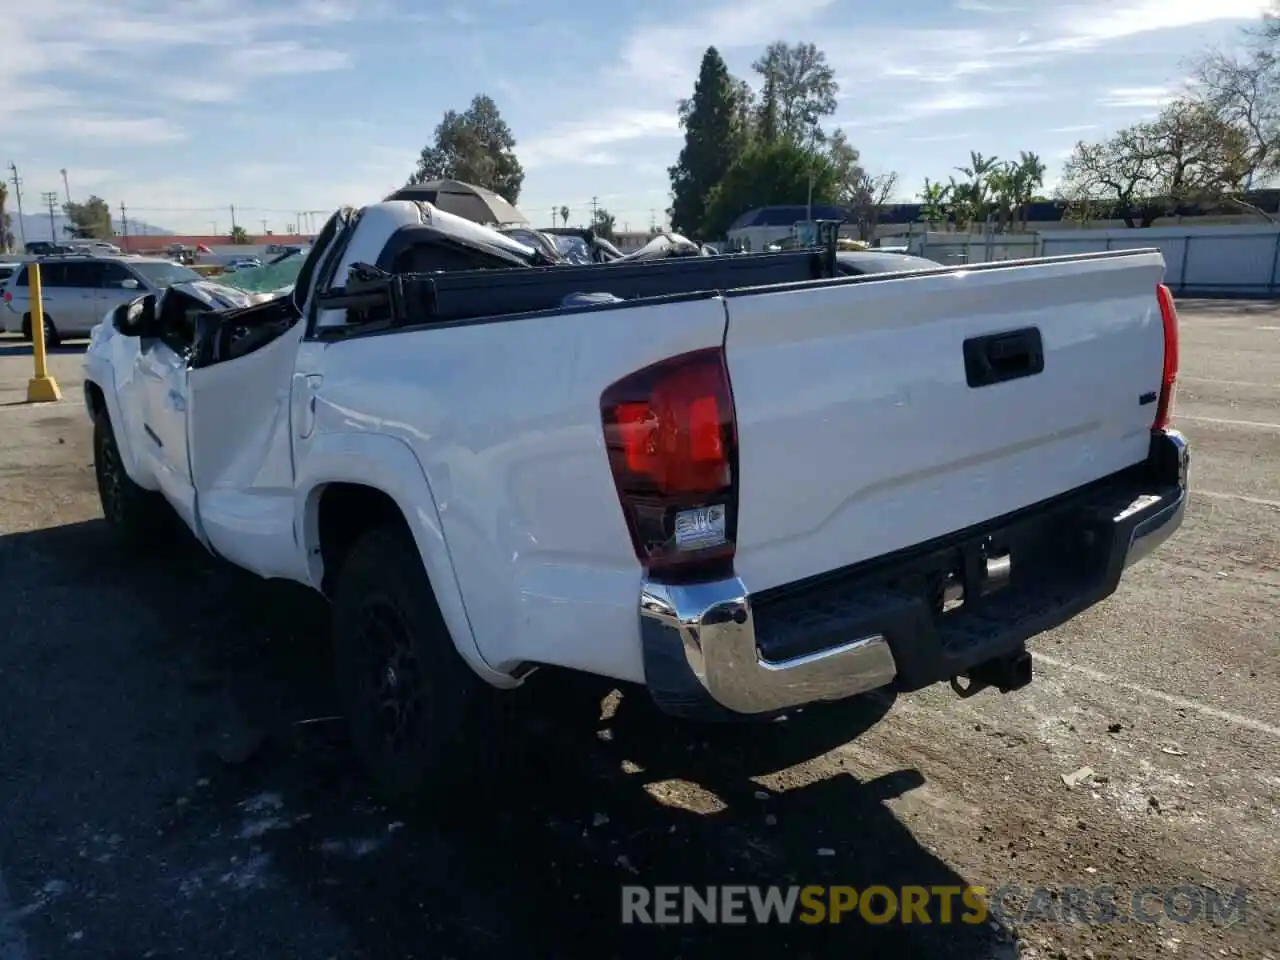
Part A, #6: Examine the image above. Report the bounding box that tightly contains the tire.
[332,525,518,803]
[93,413,168,550]
[21,314,60,347]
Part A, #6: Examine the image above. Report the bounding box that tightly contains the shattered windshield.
[211,252,308,295]
[551,235,592,264]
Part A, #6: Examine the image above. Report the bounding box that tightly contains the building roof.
[727,204,852,232]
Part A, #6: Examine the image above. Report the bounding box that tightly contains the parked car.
[24,240,76,256]
[83,200,1187,800]
[0,262,19,285]
[2,253,203,344]
[222,256,264,273]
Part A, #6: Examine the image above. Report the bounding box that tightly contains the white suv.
[2,254,203,344]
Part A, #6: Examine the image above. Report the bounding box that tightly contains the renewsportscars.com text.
[621,884,1248,927]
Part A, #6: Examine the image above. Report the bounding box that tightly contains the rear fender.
[296,430,514,688]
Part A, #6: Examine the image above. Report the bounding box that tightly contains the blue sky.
[0,0,1268,235]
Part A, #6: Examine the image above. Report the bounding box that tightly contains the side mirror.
[112,294,158,337]
[120,278,140,290]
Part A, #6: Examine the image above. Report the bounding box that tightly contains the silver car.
[1,254,203,344]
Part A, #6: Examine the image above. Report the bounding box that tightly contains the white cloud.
[0,0,363,130]
[1058,0,1266,42]
[59,115,187,144]
[954,0,1027,11]
[903,133,976,143]
[520,110,682,169]
[618,0,838,100]
[1098,85,1176,109]
[222,41,352,78]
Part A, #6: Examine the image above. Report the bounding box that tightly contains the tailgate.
[723,250,1168,592]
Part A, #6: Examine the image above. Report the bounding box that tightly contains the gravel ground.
[0,302,1277,960]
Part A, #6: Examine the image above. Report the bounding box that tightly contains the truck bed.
[296,237,1172,686]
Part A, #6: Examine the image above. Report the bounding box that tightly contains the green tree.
[62,195,113,239]
[1012,151,1046,230]
[591,207,617,241]
[952,151,1001,227]
[826,128,862,187]
[668,47,752,238]
[751,41,839,144]
[701,138,839,239]
[918,178,952,226]
[408,93,525,203]
[229,225,251,244]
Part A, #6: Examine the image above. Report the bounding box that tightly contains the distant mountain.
[7,211,175,246]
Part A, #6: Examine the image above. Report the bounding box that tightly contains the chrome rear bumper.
[638,429,1189,719]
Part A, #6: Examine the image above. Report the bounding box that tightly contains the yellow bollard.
[26,261,62,403]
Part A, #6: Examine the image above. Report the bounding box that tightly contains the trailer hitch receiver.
[950,650,1034,699]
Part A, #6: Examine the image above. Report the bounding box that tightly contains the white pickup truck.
[83,200,1189,798]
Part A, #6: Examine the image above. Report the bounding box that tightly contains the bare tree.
[1194,47,1280,187]
[842,171,899,241]
[1058,99,1250,227]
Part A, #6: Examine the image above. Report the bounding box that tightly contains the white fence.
[910,224,1280,296]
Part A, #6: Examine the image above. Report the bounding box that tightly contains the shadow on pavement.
[0,518,1009,960]
[0,341,88,359]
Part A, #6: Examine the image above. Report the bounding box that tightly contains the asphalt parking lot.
[0,301,1277,960]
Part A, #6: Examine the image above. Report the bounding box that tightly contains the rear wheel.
[21,313,59,347]
[93,414,168,550]
[332,525,517,803]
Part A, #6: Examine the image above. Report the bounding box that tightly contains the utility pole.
[41,191,59,242]
[649,208,656,232]
[260,218,269,236]
[550,207,556,228]
[301,210,326,236]
[229,204,237,234]
[60,168,71,205]
[7,162,27,246]
[590,196,598,224]
[210,220,218,236]
[120,202,129,246]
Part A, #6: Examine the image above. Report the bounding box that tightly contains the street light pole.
[806,113,819,225]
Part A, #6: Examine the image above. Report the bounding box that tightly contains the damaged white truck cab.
[83,200,1189,797]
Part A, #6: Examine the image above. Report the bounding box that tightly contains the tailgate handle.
[964,327,1044,388]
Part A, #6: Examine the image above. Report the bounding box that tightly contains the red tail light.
[1,291,10,303]
[1153,284,1180,431]
[601,347,738,580]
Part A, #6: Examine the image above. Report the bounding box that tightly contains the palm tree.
[986,165,1020,232]
[918,178,952,227]
[1014,151,1046,232]
[559,205,569,227]
[954,150,1001,227]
